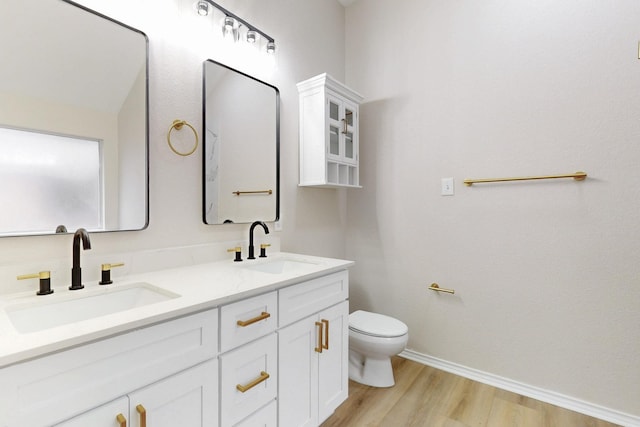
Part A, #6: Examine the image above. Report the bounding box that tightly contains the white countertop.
[0,252,353,368]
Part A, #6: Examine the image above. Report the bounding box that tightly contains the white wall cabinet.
[278,272,349,427]
[298,73,364,188]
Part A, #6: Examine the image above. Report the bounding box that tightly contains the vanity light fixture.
[196,0,276,54]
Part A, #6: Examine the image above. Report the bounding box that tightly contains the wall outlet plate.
[441,178,454,196]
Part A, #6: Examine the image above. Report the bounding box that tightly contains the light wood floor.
[322,357,620,427]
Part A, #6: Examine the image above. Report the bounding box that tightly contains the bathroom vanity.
[0,253,352,427]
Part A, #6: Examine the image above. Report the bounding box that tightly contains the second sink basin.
[5,283,179,334]
[243,258,318,274]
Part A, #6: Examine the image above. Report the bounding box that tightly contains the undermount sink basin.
[243,259,318,274]
[5,283,179,334]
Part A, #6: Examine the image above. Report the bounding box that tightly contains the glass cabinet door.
[342,104,357,164]
[328,99,341,158]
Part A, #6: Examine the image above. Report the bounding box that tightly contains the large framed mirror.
[203,60,279,225]
[0,0,148,237]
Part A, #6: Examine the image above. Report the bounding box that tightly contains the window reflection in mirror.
[0,0,148,237]
[203,60,279,225]
[0,127,102,235]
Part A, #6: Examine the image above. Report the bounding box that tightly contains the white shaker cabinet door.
[278,315,319,427]
[128,359,218,427]
[318,301,349,424]
[55,397,129,427]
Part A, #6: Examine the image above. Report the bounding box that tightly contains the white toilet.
[348,310,409,388]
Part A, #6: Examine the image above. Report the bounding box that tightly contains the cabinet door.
[341,100,358,165]
[55,397,129,427]
[327,95,343,161]
[128,359,218,427]
[278,315,319,427]
[317,301,349,423]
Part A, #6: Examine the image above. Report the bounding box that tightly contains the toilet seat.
[349,310,408,338]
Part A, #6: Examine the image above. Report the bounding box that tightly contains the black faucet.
[248,221,269,260]
[70,228,92,290]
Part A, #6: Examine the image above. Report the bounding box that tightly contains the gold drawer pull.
[321,319,329,350]
[236,371,270,393]
[237,311,271,327]
[315,321,323,353]
[136,404,147,427]
[116,413,127,427]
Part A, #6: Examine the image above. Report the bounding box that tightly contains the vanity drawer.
[0,309,218,427]
[235,400,277,427]
[219,333,278,427]
[279,270,349,327]
[220,291,277,352]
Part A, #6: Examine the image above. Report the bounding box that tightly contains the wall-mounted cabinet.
[298,73,364,188]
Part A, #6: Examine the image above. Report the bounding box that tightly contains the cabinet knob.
[116,413,127,427]
[136,404,147,427]
[236,371,270,393]
[237,311,271,327]
[315,321,324,353]
[321,319,330,350]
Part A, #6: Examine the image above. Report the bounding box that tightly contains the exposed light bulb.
[246,30,258,43]
[266,41,276,54]
[196,0,209,16]
[224,16,235,31]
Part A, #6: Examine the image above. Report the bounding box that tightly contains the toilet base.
[348,349,395,388]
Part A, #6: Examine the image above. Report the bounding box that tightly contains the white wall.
[345,0,640,418]
[0,0,347,277]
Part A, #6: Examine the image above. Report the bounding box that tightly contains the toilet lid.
[349,310,408,338]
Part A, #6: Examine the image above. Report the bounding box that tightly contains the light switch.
[441,178,454,196]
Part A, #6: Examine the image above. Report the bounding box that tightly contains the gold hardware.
[236,371,270,393]
[315,321,324,353]
[227,246,241,252]
[116,413,127,427]
[341,118,347,134]
[260,243,271,249]
[237,311,271,327]
[17,271,50,280]
[232,189,273,196]
[167,119,198,157]
[136,404,147,427]
[463,171,587,186]
[321,319,329,350]
[101,262,124,271]
[429,283,455,294]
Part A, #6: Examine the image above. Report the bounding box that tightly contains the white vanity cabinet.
[0,264,351,427]
[0,309,219,427]
[278,271,349,427]
[298,73,364,188]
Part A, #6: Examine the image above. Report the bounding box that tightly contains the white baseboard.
[400,349,639,427]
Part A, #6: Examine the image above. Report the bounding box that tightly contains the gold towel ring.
[167,119,198,156]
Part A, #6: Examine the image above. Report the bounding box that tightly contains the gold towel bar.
[232,189,273,196]
[464,171,587,186]
[429,283,455,294]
